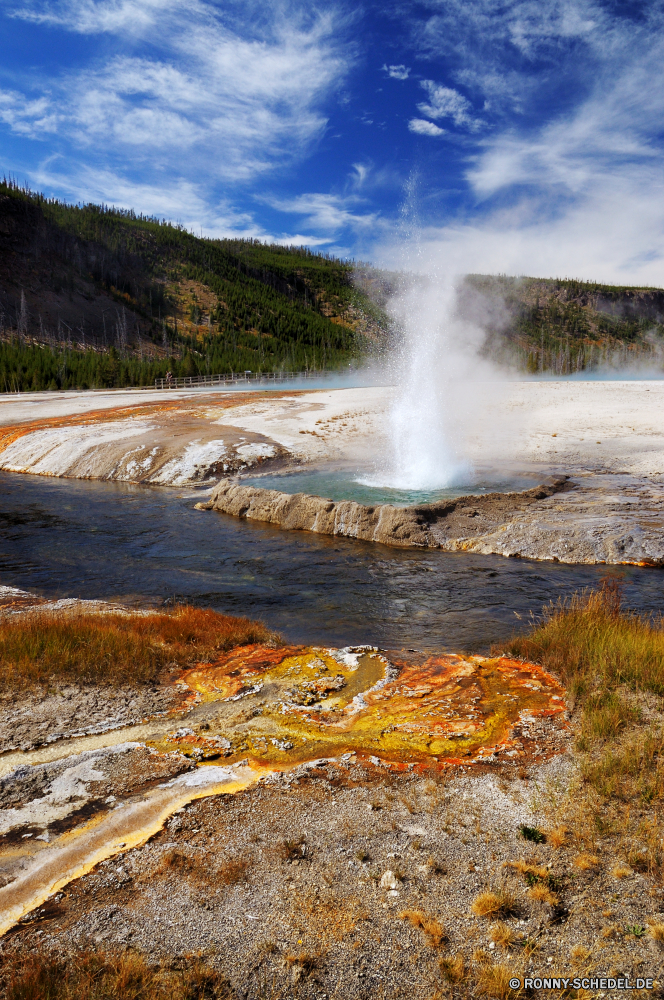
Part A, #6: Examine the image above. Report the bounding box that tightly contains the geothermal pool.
[239,467,537,506]
[1,471,662,651]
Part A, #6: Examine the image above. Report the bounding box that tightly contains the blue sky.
[1,0,663,282]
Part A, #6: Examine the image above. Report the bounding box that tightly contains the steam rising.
[371,272,503,491]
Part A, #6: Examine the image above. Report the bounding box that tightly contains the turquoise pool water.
[239,468,538,506]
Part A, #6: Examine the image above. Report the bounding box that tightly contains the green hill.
[462,274,664,374]
[0,180,386,391]
[1,179,662,391]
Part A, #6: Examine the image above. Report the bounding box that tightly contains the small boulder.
[380,870,399,890]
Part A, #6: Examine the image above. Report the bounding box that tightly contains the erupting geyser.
[372,271,502,492]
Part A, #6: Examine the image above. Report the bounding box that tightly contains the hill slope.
[0,181,386,391]
[462,274,664,373]
[1,180,662,390]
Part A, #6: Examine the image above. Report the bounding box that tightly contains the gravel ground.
[7,754,664,999]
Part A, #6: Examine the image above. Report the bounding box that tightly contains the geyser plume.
[377,272,501,491]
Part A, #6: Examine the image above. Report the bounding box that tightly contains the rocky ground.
[4,752,664,998]
[0,596,662,997]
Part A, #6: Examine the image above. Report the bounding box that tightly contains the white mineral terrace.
[1,380,664,477]
[0,381,663,562]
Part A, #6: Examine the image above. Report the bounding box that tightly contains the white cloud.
[417,80,484,130]
[383,63,410,80]
[259,192,380,235]
[377,15,664,286]
[4,1,352,183]
[408,118,445,136]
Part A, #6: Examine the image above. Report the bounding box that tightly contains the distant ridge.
[0,180,387,391]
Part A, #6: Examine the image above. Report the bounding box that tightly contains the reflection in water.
[0,471,662,651]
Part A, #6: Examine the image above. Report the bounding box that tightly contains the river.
[0,471,661,651]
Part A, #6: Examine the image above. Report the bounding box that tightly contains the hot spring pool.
[239,468,538,506]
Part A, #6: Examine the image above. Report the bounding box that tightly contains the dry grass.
[574,853,599,870]
[439,954,466,984]
[647,922,664,941]
[571,945,591,964]
[507,860,548,880]
[504,582,664,703]
[399,909,447,947]
[506,585,664,885]
[0,949,232,1000]
[545,826,567,849]
[528,884,559,906]
[470,889,516,919]
[488,922,516,949]
[475,961,520,999]
[0,605,277,688]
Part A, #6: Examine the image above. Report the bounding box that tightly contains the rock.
[201,477,593,559]
[380,870,399,890]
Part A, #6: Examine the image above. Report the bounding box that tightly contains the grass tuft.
[0,949,232,1000]
[0,605,276,688]
[475,961,521,999]
[574,853,599,870]
[488,921,516,949]
[471,889,517,919]
[399,909,447,947]
[528,884,559,906]
[439,954,466,984]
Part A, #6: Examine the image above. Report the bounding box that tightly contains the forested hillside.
[462,274,664,374]
[0,180,386,391]
[1,179,662,391]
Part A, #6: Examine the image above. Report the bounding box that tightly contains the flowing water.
[1,471,662,651]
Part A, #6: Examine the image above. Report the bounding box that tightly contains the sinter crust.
[197,475,573,551]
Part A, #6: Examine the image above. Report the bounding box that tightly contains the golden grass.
[647,922,664,941]
[504,585,664,881]
[0,949,232,1000]
[439,954,466,984]
[0,605,276,688]
[399,909,447,947]
[488,921,516,949]
[470,890,516,919]
[504,583,664,703]
[611,864,633,879]
[475,961,521,999]
[507,860,549,880]
[528,884,559,906]
[574,853,599,870]
[545,826,567,849]
[571,945,591,964]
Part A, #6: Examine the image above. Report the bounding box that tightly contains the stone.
[380,870,399,890]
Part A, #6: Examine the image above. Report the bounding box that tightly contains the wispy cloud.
[378,3,664,284]
[4,0,352,185]
[383,63,410,80]
[408,118,445,137]
[417,80,484,131]
[260,191,380,235]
